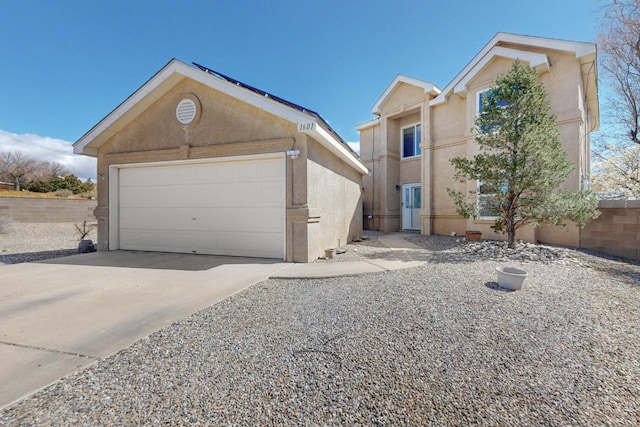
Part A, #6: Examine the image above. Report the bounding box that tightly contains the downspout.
[371,124,375,229]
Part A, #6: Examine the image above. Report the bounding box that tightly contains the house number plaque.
[298,122,316,132]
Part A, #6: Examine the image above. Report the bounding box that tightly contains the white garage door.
[117,156,285,259]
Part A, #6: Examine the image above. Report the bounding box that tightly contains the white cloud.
[0,130,96,180]
[347,141,360,155]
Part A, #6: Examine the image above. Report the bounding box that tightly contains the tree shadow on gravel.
[573,249,640,287]
[359,247,479,265]
[0,249,76,265]
[485,281,516,292]
[424,251,478,265]
[591,264,640,287]
[361,249,432,263]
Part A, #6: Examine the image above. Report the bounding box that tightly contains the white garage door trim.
[108,153,286,259]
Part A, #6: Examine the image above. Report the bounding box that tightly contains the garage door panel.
[191,231,283,258]
[187,207,284,232]
[120,207,185,230]
[120,229,188,253]
[121,206,284,234]
[121,229,282,258]
[117,157,284,259]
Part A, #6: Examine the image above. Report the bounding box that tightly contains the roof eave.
[74,60,367,174]
[371,74,441,115]
[430,32,597,107]
[355,118,380,131]
[299,122,368,175]
[73,59,187,157]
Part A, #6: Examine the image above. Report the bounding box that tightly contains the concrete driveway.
[0,251,290,408]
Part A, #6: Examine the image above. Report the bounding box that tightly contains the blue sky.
[0,0,602,179]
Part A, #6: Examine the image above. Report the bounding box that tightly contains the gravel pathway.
[1,229,639,425]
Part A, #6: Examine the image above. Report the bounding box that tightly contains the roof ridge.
[192,62,359,157]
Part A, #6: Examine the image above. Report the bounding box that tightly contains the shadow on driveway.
[37,250,282,272]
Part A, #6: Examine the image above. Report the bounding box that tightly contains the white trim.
[74,59,367,176]
[355,118,380,131]
[372,74,441,115]
[401,183,421,230]
[108,152,287,259]
[431,32,595,106]
[301,123,369,175]
[476,88,489,116]
[74,60,311,155]
[476,87,508,116]
[108,164,119,250]
[491,32,595,59]
[453,47,549,96]
[400,122,422,159]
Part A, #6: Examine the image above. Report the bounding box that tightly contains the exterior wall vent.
[176,99,197,125]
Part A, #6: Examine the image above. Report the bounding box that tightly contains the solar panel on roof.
[191,62,359,157]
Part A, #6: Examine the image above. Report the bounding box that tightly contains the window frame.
[476,88,509,134]
[476,180,509,219]
[400,123,422,159]
[477,87,509,115]
[476,180,496,219]
[477,88,489,116]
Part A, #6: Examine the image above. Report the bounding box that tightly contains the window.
[477,88,508,133]
[477,180,507,218]
[477,88,509,115]
[402,124,421,158]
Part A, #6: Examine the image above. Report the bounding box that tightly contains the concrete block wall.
[0,197,97,223]
[580,200,640,260]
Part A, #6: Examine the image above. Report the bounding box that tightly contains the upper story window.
[477,88,509,115]
[476,88,509,133]
[402,123,421,158]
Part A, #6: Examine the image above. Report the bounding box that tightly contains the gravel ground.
[1,226,639,425]
[0,222,98,265]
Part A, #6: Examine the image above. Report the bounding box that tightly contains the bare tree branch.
[0,151,38,191]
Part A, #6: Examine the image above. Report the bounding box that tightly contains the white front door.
[402,184,421,230]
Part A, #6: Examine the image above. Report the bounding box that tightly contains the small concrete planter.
[496,266,528,290]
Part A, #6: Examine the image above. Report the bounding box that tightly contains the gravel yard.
[1,226,639,425]
[0,222,98,265]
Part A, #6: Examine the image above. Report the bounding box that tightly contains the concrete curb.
[270,233,429,279]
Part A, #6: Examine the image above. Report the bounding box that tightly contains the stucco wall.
[429,51,586,246]
[0,197,96,222]
[378,83,424,114]
[91,75,364,262]
[95,79,304,256]
[359,125,376,230]
[360,44,591,247]
[580,200,640,260]
[307,139,363,259]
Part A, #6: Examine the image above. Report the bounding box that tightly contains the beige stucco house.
[74,59,367,262]
[357,33,599,247]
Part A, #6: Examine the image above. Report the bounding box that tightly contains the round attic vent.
[176,99,197,125]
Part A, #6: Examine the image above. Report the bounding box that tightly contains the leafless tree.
[0,151,38,191]
[593,0,640,197]
[31,160,71,182]
[592,144,640,198]
[599,0,640,144]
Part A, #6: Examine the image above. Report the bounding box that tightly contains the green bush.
[25,174,94,195]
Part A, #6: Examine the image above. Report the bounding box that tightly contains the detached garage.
[74,59,367,262]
